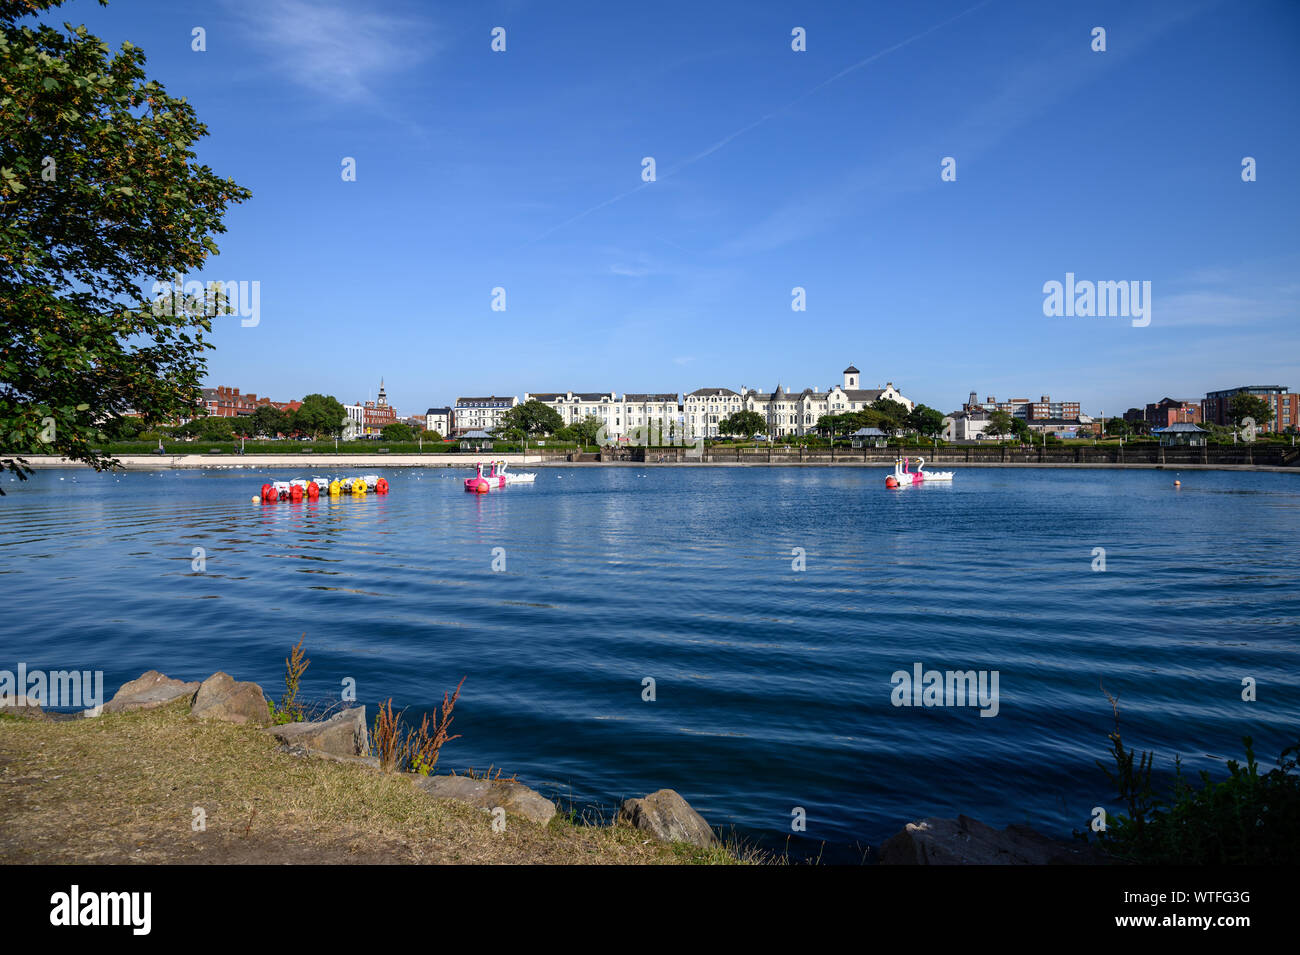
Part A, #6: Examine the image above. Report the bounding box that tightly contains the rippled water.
[2,465,1298,860]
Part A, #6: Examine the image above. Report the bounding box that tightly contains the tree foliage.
[984,410,1013,439]
[1228,393,1274,431]
[248,404,287,438]
[570,414,603,445]
[499,400,564,438]
[906,403,945,439]
[0,0,252,490]
[719,409,766,438]
[869,398,908,435]
[291,394,347,439]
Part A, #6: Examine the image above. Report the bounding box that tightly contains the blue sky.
[45,0,1300,416]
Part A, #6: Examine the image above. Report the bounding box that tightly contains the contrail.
[521,0,996,247]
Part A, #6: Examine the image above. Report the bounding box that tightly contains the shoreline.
[1,670,1106,865]
[13,454,1300,473]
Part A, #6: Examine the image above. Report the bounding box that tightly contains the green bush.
[1094,691,1300,864]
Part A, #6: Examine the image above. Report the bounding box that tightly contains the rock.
[618,789,716,848]
[878,815,1109,865]
[411,774,557,826]
[264,707,369,758]
[103,670,201,714]
[0,696,48,721]
[276,743,381,770]
[190,672,268,725]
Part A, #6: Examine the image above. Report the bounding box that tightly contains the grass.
[0,700,747,864]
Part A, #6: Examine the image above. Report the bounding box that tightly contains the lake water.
[2,465,1298,861]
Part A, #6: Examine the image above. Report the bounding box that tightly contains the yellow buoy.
[1175,480,1181,487]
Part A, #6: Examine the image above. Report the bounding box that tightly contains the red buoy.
[376,478,389,494]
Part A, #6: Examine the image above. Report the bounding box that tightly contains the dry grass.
[0,704,745,865]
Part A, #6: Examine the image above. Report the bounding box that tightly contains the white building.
[684,388,744,438]
[949,411,990,441]
[342,402,364,440]
[453,395,518,435]
[622,394,681,436]
[524,391,620,430]
[700,367,916,439]
[523,391,682,440]
[424,407,451,436]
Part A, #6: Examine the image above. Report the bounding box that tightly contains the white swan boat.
[497,461,536,485]
[914,456,954,482]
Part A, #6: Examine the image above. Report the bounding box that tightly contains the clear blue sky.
[47,0,1300,416]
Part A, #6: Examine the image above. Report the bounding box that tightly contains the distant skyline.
[48,0,1300,415]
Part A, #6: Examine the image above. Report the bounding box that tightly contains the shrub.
[1095,684,1300,864]
[372,677,466,774]
[267,636,310,725]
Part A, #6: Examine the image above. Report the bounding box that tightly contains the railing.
[609,443,1299,466]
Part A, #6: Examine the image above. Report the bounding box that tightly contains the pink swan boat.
[464,462,492,493]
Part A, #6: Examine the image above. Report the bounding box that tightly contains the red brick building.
[1202,385,1296,432]
[199,386,302,419]
[344,380,398,436]
[1144,397,1201,428]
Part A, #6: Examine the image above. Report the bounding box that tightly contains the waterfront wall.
[16,445,1300,470]
[19,453,545,470]
[604,444,1300,468]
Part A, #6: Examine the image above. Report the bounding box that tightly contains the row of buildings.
[199,386,301,418]
[949,385,1297,440]
[434,367,916,440]
[1116,386,1296,431]
[194,373,1295,442]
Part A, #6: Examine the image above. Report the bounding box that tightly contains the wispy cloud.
[609,263,652,278]
[228,0,431,102]
[1158,255,1300,328]
[721,2,1215,256]
[522,0,996,246]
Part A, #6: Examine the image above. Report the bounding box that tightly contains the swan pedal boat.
[886,456,954,488]
[497,461,536,484]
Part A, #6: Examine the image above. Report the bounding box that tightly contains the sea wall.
[16,447,1300,471]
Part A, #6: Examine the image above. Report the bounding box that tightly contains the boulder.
[878,815,1109,865]
[190,672,268,725]
[411,774,557,826]
[0,696,47,721]
[618,789,716,848]
[103,670,201,714]
[264,707,369,758]
[277,743,380,770]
